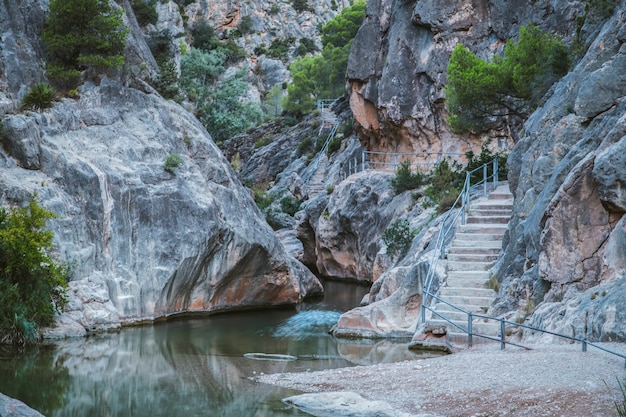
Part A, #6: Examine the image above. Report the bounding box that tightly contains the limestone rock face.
[492,2,626,342]
[330,261,427,339]
[314,171,414,282]
[346,0,584,160]
[0,393,44,417]
[0,82,319,335]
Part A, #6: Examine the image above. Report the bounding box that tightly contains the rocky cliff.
[0,0,321,338]
[340,0,626,342]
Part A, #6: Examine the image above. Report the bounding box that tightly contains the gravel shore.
[257,343,626,416]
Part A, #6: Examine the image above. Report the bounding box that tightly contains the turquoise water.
[0,280,428,416]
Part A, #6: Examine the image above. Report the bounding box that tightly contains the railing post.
[582,339,587,352]
[393,154,397,171]
[500,320,506,350]
[362,151,365,172]
[483,164,488,197]
[494,158,499,187]
[421,304,425,324]
[468,312,473,348]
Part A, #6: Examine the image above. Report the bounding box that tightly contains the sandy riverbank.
[257,343,626,417]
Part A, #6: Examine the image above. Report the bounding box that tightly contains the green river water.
[0,280,431,416]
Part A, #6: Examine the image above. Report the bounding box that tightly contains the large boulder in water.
[0,81,321,336]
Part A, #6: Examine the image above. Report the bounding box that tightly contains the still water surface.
[0,280,431,416]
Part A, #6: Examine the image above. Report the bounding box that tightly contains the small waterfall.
[272,310,342,340]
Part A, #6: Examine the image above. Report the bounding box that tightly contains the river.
[0,280,433,416]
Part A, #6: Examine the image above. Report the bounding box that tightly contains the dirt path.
[257,343,626,416]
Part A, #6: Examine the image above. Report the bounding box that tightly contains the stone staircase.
[427,184,513,342]
[307,155,329,197]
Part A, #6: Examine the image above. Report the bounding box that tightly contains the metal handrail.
[421,291,626,366]
[311,121,339,171]
[421,158,500,308]
[418,158,626,366]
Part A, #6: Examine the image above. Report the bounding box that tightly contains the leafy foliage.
[424,159,464,213]
[42,0,129,90]
[21,83,57,112]
[464,141,508,183]
[163,153,183,173]
[390,161,426,194]
[180,48,262,143]
[291,0,312,13]
[280,196,301,216]
[190,20,246,65]
[131,0,158,26]
[284,0,365,116]
[445,24,569,133]
[382,219,417,259]
[0,196,69,345]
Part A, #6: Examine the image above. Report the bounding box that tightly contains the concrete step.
[440,286,496,298]
[447,246,500,255]
[471,208,512,217]
[488,192,513,200]
[450,239,503,248]
[447,277,490,288]
[466,215,511,224]
[457,224,508,234]
[446,253,499,263]
[428,318,501,335]
[446,260,494,271]
[440,294,496,307]
[473,200,513,209]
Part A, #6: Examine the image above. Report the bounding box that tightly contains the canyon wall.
[0,0,320,337]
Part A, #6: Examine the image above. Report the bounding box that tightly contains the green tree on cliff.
[445,23,569,133]
[0,196,69,345]
[284,0,366,116]
[42,0,129,90]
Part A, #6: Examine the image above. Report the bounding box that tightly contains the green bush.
[390,161,426,194]
[0,195,69,345]
[148,29,174,64]
[21,83,57,112]
[252,187,275,211]
[131,0,158,26]
[465,141,508,183]
[291,0,312,13]
[424,159,464,212]
[280,196,301,216]
[382,219,417,259]
[613,377,626,416]
[284,1,365,116]
[42,0,129,90]
[163,153,183,173]
[445,23,569,133]
[238,15,254,34]
[327,135,342,154]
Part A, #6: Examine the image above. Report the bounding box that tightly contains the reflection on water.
[0,280,436,417]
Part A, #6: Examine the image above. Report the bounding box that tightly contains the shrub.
[445,23,569,133]
[163,153,183,173]
[131,0,158,26]
[291,0,312,13]
[390,161,425,194]
[327,135,342,154]
[252,187,275,211]
[610,377,626,416]
[0,195,69,345]
[21,83,57,112]
[238,15,254,34]
[424,159,464,212]
[465,140,508,182]
[42,0,129,89]
[280,196,301,216]
[382,219,417,259]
